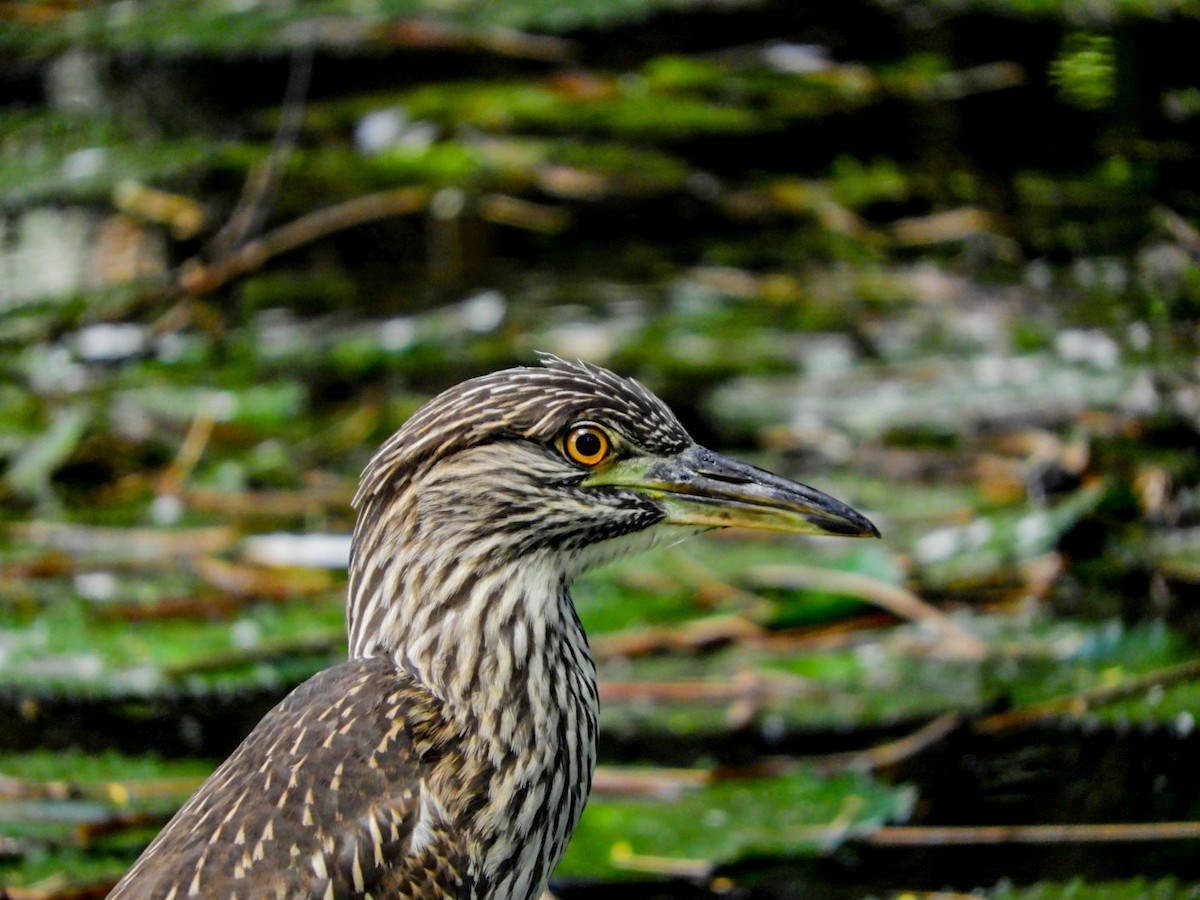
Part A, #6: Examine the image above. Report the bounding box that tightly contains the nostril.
[699,469,753,486]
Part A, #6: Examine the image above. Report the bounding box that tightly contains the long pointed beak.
[585,445,880,538]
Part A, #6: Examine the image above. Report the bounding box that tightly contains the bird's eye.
[563,425,611,468]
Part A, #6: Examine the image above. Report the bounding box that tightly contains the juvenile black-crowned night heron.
[108,356,878,900]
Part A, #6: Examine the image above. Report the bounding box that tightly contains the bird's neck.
[346,518,598,729]
[349,529,598,900]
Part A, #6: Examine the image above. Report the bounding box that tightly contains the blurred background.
[3,1,1200,897]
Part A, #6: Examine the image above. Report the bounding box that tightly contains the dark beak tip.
[813,514,881,538]
[858,515,882,539]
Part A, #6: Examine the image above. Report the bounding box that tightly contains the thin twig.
[156,402,215,495]
[191,556,338,601]
[608,844,712,879]
[0,771,201,805]
[663,545,775,616]
[207,33,315,258]
[1,880,117,900]
[748,564,990,659]
[1155,205,1200,260]
[974,657,1200,734]
[591,766,710,799]
[813,713,963,775]
[180,483,353,519]
[590,613,763,660]
[9,522,238,562]
[751,613,902,654]
[177,187,430,296]
[598,671,814,704]
[866,821,1200,845]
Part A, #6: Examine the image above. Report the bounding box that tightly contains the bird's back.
[108,657,470,900]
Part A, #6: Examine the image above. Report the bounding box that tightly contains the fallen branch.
[751,613,905,654]
[1155,204,1200,259]
[206,35,314,258]
[866,821,1200,845]
[590,614,763,660]
[748,564,989,660]
[591,766,710,799]
[191,556,337,601]
[0,551,73,580]
[662,546,776,615]
[156,402,216,495]
[608,843,712,879]
[974,657,1200,733]
[598,671,814,704]
[9,522,237,563]
[177,187,430,296]
[180,483,353,519]
[388,18,576,62]
[1,885,116,900]
[813,713,963,775]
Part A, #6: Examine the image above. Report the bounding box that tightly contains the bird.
[107,355,878,900]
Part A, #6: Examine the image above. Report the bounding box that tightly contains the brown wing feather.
[107,657,470,900]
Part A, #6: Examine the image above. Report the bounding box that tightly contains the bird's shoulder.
[108,657,470,900]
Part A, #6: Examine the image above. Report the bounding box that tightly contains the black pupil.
[575,431,603,458]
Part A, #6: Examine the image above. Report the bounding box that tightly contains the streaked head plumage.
[347,355,704,660]
[355,355,691,511]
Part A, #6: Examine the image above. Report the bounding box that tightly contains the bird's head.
[347,357,877,661]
